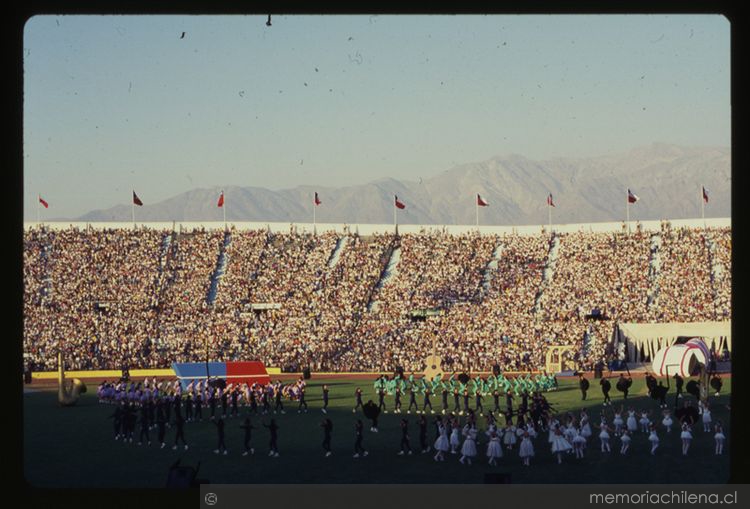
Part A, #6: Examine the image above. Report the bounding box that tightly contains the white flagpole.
[394,198,397,226]
[548,201,551,234]
[476,197,479,227]
[701,185,705,230]
[223,190,227,228]
[132,197,135,228]
[313,193,317,235]
[626,189,630,234]
[37,194,40,224]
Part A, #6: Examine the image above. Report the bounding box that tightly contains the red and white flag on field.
[314,192,321,206]
[477,194,489,207]
[217,191,224,207]
[702,186,709,203]
[547,193,555,207]
[38,195,49,208]
[627,189,639,204]
[394,195,406,209]
[132,191,143,206]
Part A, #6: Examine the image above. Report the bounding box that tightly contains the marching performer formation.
[97,370,728,468]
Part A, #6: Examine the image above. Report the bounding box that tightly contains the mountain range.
[71,143,730,225]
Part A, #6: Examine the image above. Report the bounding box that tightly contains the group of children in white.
[98,376,727,467]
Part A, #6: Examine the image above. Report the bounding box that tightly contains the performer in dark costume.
[212,417,228,455]
[353,387,364,413]
[220,387,229,417]
[194,391,203,421]
[710,374,723,397]
[441,386,450,414]
[248,388,257,415]
[616,374,632,400]
[298,387,308,413]
[394,387,402,413]
[453,387,461,414]
[398,418,413,455]
[321,418,334,457]
[172,413,188,450]
[363,400,381,432]
[353,419,368,458]
[652,381,668,408]
[185,392,194,422]
[408,386,418,413]
[418,414,429,453]
[263,418,280,457]
[423,387,433,414]
[274,385,285,414]
[230,387,239,417]
[138,406,151,446]
[475,390,484,415]
[109,403,123,440]
[377,386,386,413]
[601,377,612,405]
[261,387,271,414]
[240,416,255,456]
[579,373,590,400]
[463,389,470,414]
[208,387,217,420]
[505,390,514,417]
[492,389,501,413]
[320,384,330,414]
[686,380,701,400]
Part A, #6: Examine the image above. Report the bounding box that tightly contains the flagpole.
[626,189,630,234]
[37,194,40,224]
[223,191,227,228]
[475,198,479,227]
[548,201,551,234]
[313,193,317,236]
[701,185,705,230]
[132,197,135,228]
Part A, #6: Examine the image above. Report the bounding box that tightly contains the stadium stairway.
[646,233,662,311]
[532,232,560,315]
[206,231,232,306]
[366,239,400,312]
[326,235,349,268]
[479,241,505,295]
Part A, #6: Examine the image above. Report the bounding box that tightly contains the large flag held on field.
[627,189,639,204]
[394,195,406,209]
[38,195,49,208]
[132,191,143,206]
[477,194,489,207]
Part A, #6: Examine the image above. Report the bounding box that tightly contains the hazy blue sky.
[23,14,730,219]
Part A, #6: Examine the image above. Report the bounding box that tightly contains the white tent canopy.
[616,321,731,362]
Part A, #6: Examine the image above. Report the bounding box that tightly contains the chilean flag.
[547,193,555,207]
[132,191,143,206]
[702,186,709,203]
[38,195,49,208]
[477,194,489,207]
[217,191,224,207]
[627,189,639,204]
[394,195,406,209]
[314,192,321,206]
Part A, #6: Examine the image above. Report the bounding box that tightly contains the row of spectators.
[23,225,731,373]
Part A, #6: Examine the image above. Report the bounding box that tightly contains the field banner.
[172,361,271,389]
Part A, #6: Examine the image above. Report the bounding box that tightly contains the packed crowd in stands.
[23,224,731,373]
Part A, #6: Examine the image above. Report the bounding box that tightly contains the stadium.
[23,217,731,486]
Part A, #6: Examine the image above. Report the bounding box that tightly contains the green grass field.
[23,377,731,487]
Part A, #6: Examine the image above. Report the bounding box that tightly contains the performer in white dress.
[572,427,587,459]
[503,424,517,450]
[459,427,478,465]
[619,429,631,455]
[433,423,450,462]
[550,427,572,464]
[626,409,638,433]
[702,403,712,432]
[639,410,651,434]
[714,421,726,455]
[518,430,534,466]
[661,409,673,433]
[486,431,503,466]
[580,415,592,441]
[646,424,657,455]
[449,420,461,454]
[598,421,612,453]
[680,422,693,456]
[613,406,624,436]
